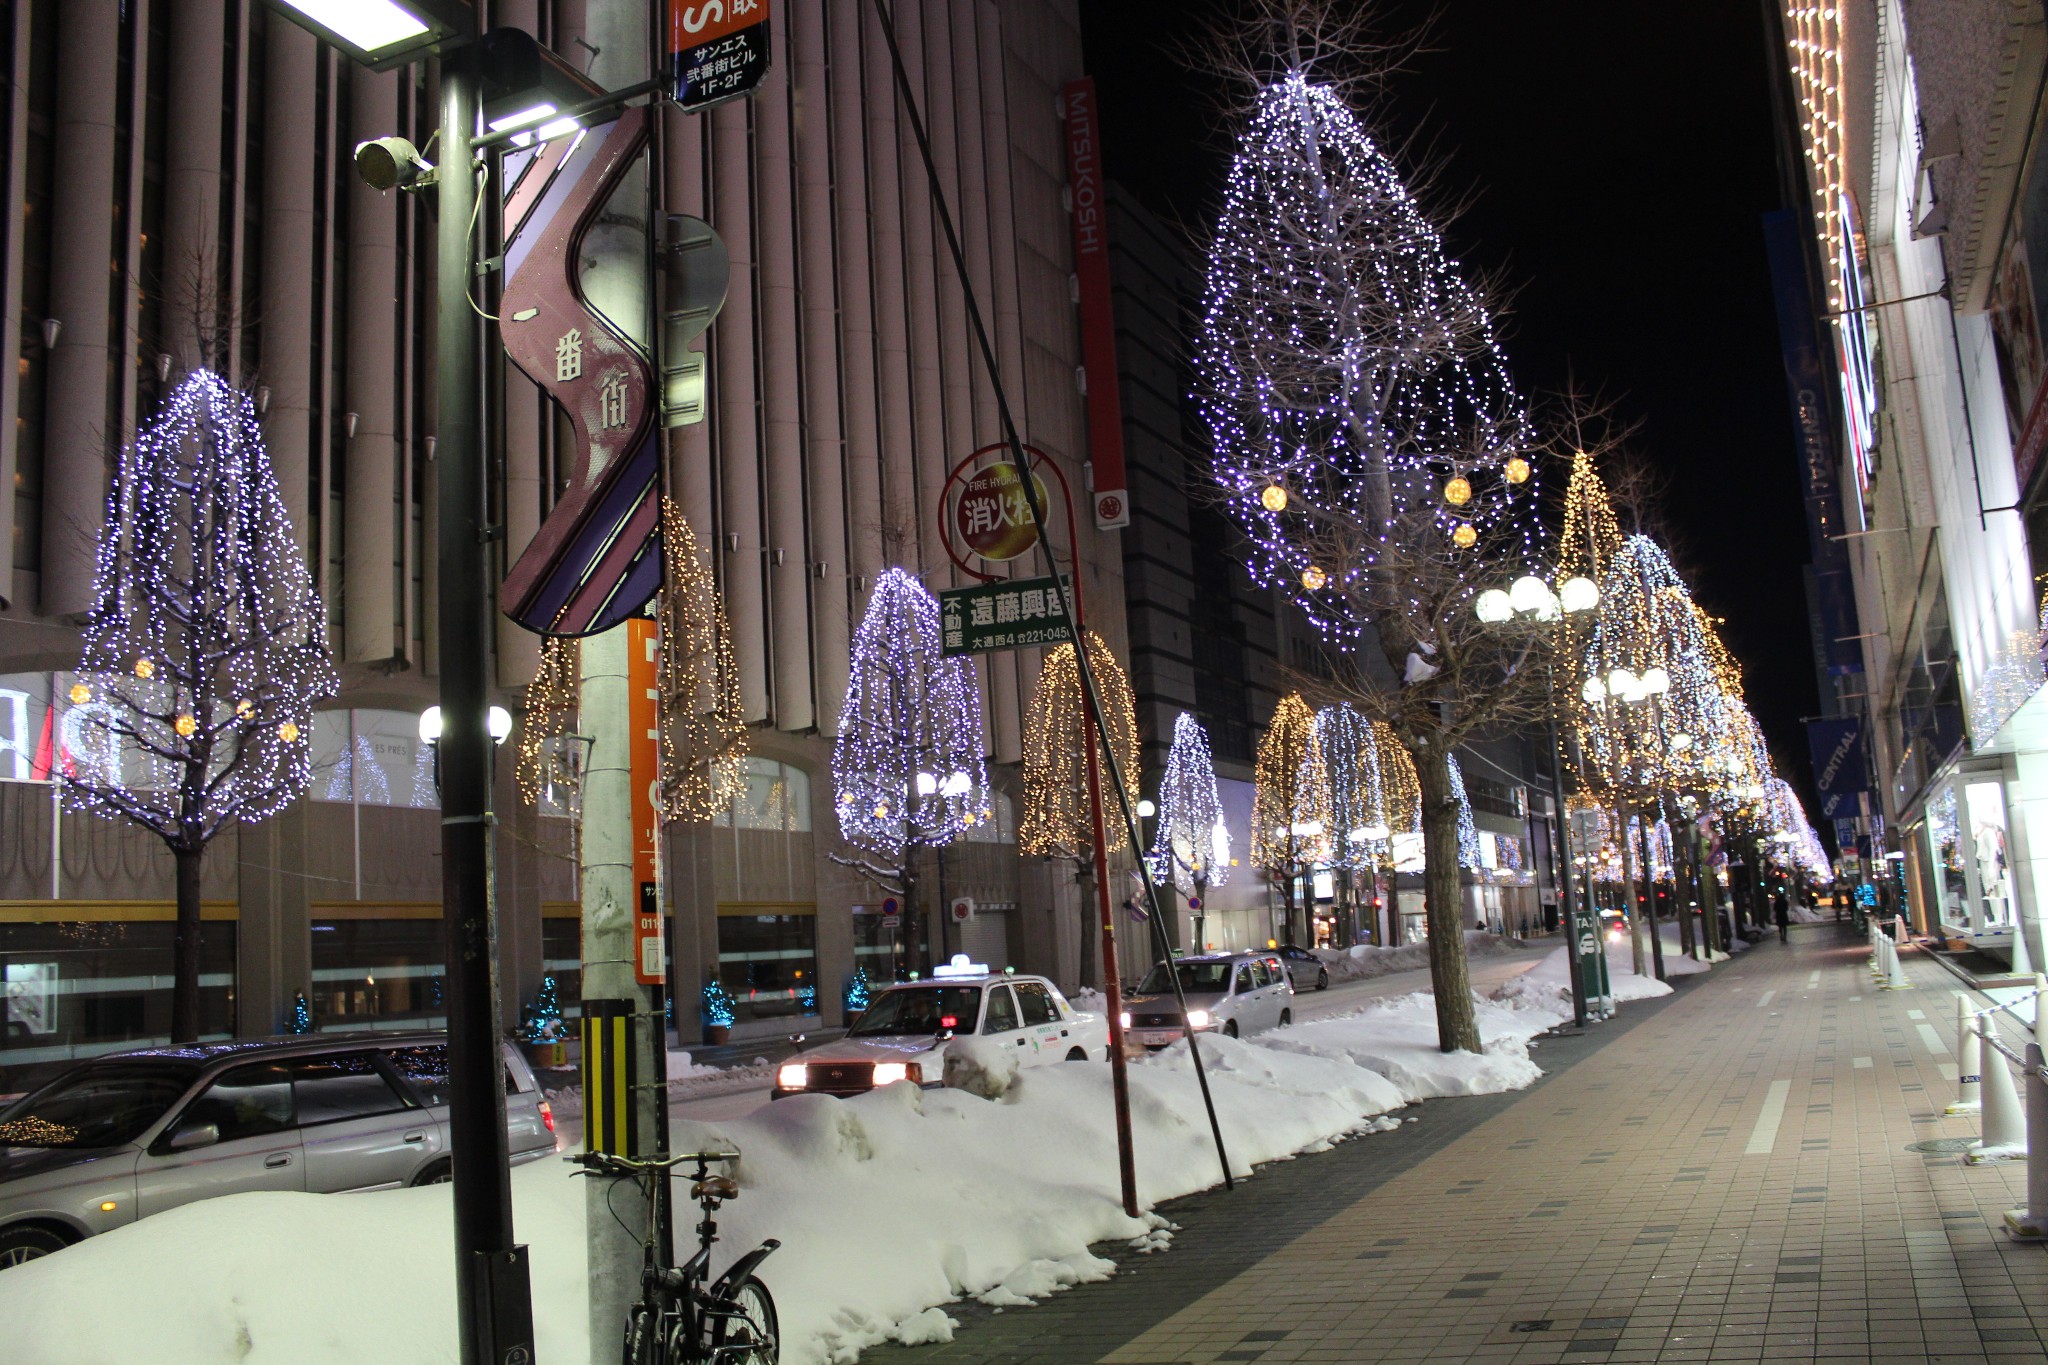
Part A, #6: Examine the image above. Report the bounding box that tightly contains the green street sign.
[939,575,1075,656]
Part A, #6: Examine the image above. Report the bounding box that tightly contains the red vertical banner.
[627,617,665,985]
[1062,78,1129,531]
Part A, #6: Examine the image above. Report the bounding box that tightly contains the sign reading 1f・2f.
[940,576,1075,657]
[669,0,771,113]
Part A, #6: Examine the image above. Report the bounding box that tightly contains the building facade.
[0,0,1132,1063]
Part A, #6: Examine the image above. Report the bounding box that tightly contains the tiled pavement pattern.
[867,924,2048,1363]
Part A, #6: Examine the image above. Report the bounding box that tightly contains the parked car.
[773,960,1108,1100]
[1272,942,1330,991]
[1120,951,1294,1049]
[0,1032,557,1269]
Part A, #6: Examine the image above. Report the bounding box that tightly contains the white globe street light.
[1508,575,1553,614]
[1474,588,1513,623]
[1558,576,1600,614]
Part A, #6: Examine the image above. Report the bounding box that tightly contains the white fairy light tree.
[830,569,989,976]
[65,370,336,1041]
[1196,12,1547,1051]
[1150,712,1231,946]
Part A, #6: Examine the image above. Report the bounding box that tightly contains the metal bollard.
[2003,1043,2048,1239]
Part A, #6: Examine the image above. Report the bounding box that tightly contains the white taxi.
[772,957,1108,1099]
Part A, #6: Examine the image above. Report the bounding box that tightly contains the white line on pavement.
[1849,995,1862,1002]
[1807,971,1820,988]
[1908,1009,1925,1019]
[1853,1057,1873,1068]
[1916,1023,1950,1055]
[1757,990,1777,1008]
[1747,1079,1793,1155]
[1939,1062,1959,1081]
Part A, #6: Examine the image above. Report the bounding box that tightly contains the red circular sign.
[952,462,1044,562]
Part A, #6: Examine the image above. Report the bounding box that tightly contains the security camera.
[354,136,435,192]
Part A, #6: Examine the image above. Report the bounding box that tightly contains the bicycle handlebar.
[569,1149,741,1175]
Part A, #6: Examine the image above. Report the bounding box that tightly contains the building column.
[263,20,319,566]
[40,0,122,618]
[237,800,311,1036]
[344,66,401,664]
[711,99,769,720]
[164,0,225,372]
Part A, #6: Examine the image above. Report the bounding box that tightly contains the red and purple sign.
[1061,78,1129,532]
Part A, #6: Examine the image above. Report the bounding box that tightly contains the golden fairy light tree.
[515,499,746,824]
[1251,693,1317,944]
[1020,629,1140,862]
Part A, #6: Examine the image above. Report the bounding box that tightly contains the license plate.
[1130,1030,1178,1046]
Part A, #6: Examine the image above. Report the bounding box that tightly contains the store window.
[540,912,583,1021]
[1965,779,2014,927]
[309,709,439,809]
[310,917,445,1026]
[0,918,237,1065]
[961,791,1016,843]
[714,906,817,1023]
[714,757,811,832]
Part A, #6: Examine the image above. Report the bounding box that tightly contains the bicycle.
[572,1148,780,1365]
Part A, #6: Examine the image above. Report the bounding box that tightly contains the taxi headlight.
[777,1063,808,1090]
[1186,1009,1212,1029]
[1119,1011,1131,1029]
[873,1062,909,1086]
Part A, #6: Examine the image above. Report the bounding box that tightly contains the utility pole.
[579,0,663,1348]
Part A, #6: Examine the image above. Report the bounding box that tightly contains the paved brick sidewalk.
[867,924,2048,1363]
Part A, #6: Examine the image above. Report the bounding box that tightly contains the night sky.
[1079,2,1823,795]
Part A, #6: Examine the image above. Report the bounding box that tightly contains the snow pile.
[0,936,1708,1365]
[1317,929,1536,985]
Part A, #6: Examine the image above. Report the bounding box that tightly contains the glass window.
[290,1052,410,1125]
[309,709,438,809]
[173,1063,294,1144]
[714,909,817,1022]
[0,1060,199,1148]
[981,985,1020,1034]
[2,920,237,1062]
[311,919,445,1026]
[1234,965,1256,994]
[714,757,811,832]
[1013,981,1058,1027]
[1137,960,1232,994]
[851,909,901,982]
[846,986,982,1037]
[381,1044,453,1107]
[962,791,1016,844]
[540,916,583,1021]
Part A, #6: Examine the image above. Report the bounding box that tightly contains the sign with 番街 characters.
[939,576,1076,657]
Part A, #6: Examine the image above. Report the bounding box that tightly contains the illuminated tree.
[830,568,988,973]
[1251,692,1317,944]
[655,502,747,822]
[1150,712,1230,918]
[66,370,337,1041]
[1019,630,1140,862]
[1196,26,1545,1049]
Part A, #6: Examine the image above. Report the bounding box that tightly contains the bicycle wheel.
[708,1277,779,1365]
[624,1306,663,1365]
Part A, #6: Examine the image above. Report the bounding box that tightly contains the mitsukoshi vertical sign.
[1062,78,1130,530]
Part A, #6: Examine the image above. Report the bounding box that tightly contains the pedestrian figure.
[1773,888,1790,943]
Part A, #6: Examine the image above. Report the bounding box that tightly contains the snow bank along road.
[0,932,1693,1365]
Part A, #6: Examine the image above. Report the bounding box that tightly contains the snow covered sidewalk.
[0,932,1713,1365]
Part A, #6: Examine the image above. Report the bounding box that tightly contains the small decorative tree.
[287,990,314,1035]
[65,370,336,1042]
[844,964,873,1015]
[1251,693,1317,944]
[1150,712,1231,949]
[830,569,988,976]
[518,974,565,1043]
[701,978,736,1032]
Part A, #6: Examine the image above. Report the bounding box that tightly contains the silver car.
[0,1032,558,1268]
[1120,951,1295,1049]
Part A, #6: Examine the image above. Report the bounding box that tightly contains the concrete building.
[0,0,1126,1061]
[1767,0,2048,957]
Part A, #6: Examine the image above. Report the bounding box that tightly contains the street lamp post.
[1473,573,1607,1024]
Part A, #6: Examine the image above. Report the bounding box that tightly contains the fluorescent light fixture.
[488,103,557,133]
[263,0,474,71]
[278,0,428,51]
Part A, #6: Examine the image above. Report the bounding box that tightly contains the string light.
[1251,693,1316,875]
[1020,629,1139,859]
[655,500,747,823]
[65,369,336,835]
[514,635,580,808]
[831,568,987,861]
[1443,476,1472,506]
[1260,484,1289,512]
[1150,712,1230,895]
[1195,70,1540,648]
[1293,707,1423,871]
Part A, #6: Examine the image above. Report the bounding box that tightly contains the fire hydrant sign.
[939,575,1075,656]
[952,461,1046,563]
[669,0,771,113]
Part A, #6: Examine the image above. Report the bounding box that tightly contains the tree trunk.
[171,844,204,1043]
[1413,742,1482,1054]
[1618,798,1647,975]
[1280,871,1298,946]
[1639,815,1667,981]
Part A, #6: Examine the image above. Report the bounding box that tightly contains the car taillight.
[539,1100,555,1133]
[940,1015,958,1029]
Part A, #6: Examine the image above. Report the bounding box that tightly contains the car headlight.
[1186,1009,1212,1029]
[776,1063,808,1090]
[873,1062,908,1086]
[1119,1011,1131,1029]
